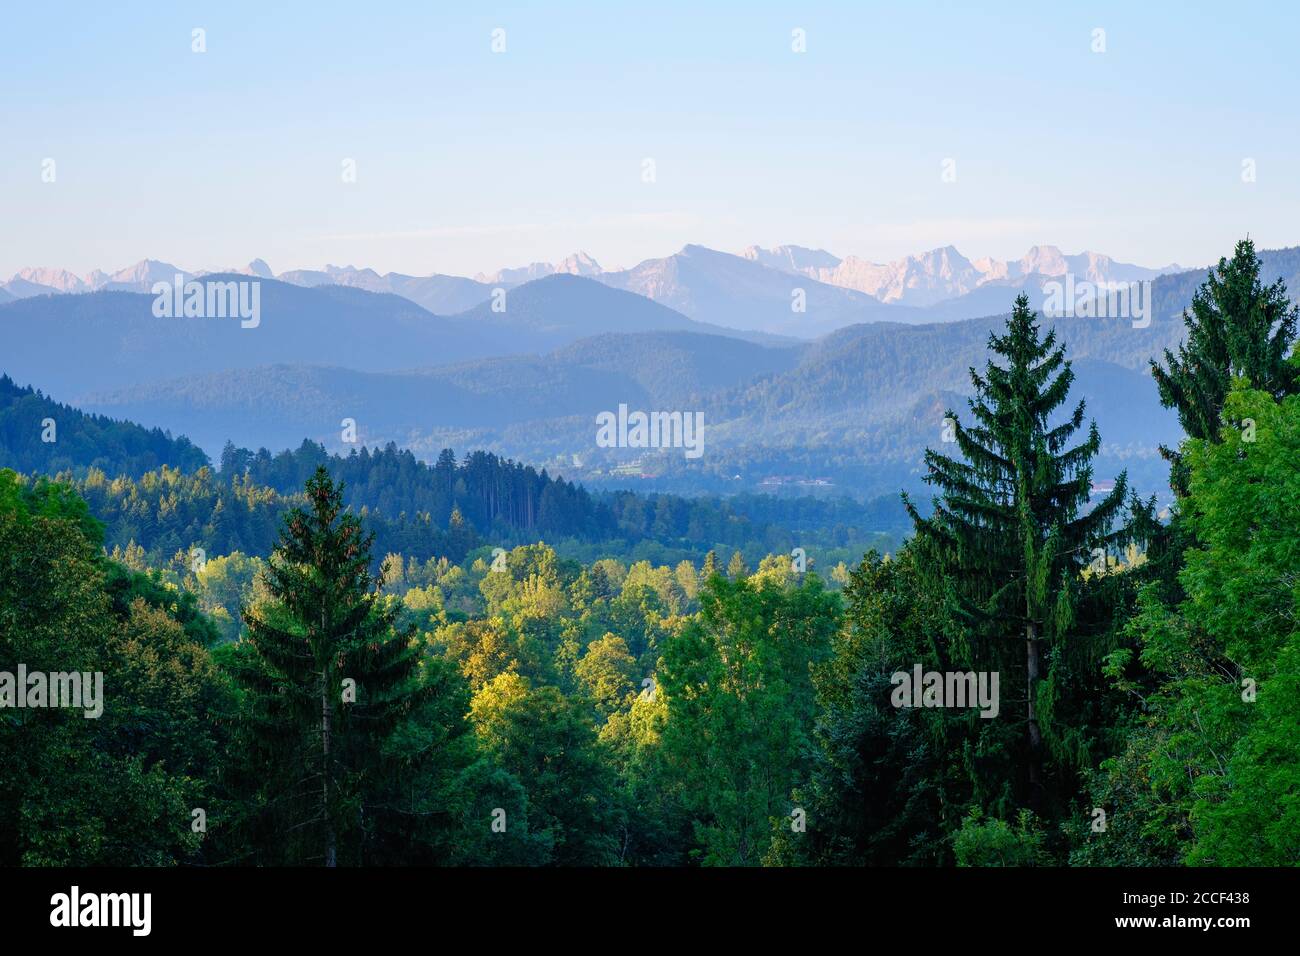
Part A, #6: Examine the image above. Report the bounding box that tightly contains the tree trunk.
[1025,621,1043,807]
[322,667,336,867]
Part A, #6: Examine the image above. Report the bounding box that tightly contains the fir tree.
[446,506,477,562]
[904,294,1129,809]
[236,466,428,865]
[1151,237,1299,493]
[726,550,748,580]
[702,550,720,580]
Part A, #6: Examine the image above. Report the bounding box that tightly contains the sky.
[3,1,1298,279]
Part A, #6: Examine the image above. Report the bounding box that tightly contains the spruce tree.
[726,550,748,580]
[1151,237,1299,492]
[702,550,720,580]
[236,466,427,865]
[904,294,1129,809]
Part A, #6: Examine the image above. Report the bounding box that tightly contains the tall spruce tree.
[904,294,1129,809]
[236,466,428,865]
[1151,237,1299,493]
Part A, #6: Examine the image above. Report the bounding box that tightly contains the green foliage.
[0,502,229,865]
[17,445,900,579]
[575,633,639,719]
[904,293,1132,816]
[0,467,104,544]
[1188,632,1300,865]
[5,240,1297,868]
[0,375,209,478]
[1151,237,1300,492]
[954,809,1051,867]
[471,673,623,865]
[1121,385,1300,865]
[658,573,840,865]
[230,466,430,865]
[778,549,955,866]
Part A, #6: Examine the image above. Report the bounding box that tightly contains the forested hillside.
[77,250,1279,501]
[80,331,804,461]
[2,239,1297,870]
[5,431,898,585]
[0,375,208,477]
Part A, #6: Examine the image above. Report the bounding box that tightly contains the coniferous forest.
[3,240,1297,872]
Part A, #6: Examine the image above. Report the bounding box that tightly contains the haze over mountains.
[6,239,1299,506]
[74,310,1188,501]
[0,273,760,397]
[2,240,1182,336]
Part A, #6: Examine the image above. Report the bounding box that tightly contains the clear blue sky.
[2,1,1297,278]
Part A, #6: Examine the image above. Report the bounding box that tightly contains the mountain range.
[743,243,1181,307]
[68,295,1194,500]
[7,241,1300,505]
[0,273,772,398]
[1,241,1185,338]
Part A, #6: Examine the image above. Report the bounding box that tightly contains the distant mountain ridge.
[592,243,913,337]
[2,241,1181,319]
[7,241,1300,511]
[0,272,778,400]
[16,243,1300,505]
[274,264,495,314]
[75,287,1197,501]
[474,251,603,286]
[76,329,804,458]
[2,259,195,298]
[742,243,1182,307]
